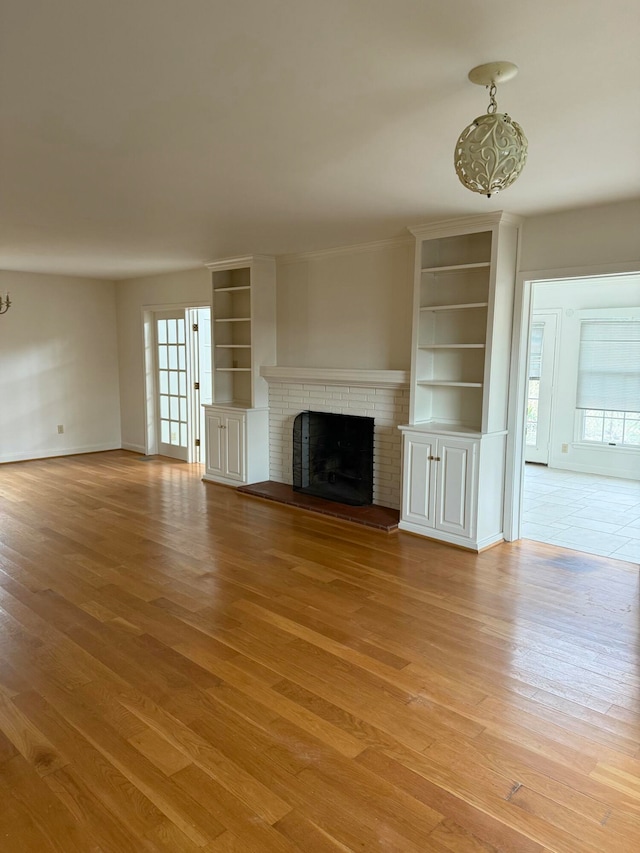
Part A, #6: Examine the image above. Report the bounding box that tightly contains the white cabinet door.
[402,431,477,542]
[223,412,245,482]
[435,438,475,538]
[204,408,245,482]
[205,411,225,476]
[402,433,436,528]
[203,404,268,487]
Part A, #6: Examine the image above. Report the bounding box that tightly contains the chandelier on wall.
[454,61,527,198]
[0,292,10,315]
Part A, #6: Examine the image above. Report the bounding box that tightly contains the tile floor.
[522,464,640,562]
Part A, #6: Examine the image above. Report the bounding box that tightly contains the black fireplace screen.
[293,411,374,506]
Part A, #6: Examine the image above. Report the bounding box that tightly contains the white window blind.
[576,320,640,411]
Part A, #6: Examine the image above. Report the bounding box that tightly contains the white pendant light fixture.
[454,61,527,198]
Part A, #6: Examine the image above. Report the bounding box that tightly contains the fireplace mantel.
[260,366,409,388]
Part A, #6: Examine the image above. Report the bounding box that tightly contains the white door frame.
[186,308,201,462]
[503,262,640,542]
[142,302,210,460]
[186,306,212,463]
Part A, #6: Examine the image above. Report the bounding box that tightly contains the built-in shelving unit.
[206,256,276,409]
[421,261,490,274]
[400,213,522,550]
[413,233,491,430]
[416,380,483,387]
[420,302,489,312]
[409,215,520,433]
[202,255,275,488]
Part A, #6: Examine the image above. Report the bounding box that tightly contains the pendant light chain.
[487,83,498,115]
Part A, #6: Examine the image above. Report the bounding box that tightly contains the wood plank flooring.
[0,450,639,852]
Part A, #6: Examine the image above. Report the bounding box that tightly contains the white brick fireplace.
[261,367,410,510]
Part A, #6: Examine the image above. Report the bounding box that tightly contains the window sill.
[572,441,640,454]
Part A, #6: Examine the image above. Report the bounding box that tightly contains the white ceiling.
[1,0,639,279]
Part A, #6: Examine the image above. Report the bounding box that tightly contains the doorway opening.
[143,305,211,463]
[506,269,640,562]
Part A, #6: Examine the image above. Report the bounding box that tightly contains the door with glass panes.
[525,312,559,464]
[154,308,211,462]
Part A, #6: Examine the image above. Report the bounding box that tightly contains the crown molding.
[277,236,412,266]
[408,211,523,240]
[261,366,409,388]
[204,254,274,271]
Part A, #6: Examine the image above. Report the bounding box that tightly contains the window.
[580,409,640,446]
[576,320,640,447]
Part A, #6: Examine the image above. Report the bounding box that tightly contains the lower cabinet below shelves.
[202,404,269,486]
[399,426,506,551]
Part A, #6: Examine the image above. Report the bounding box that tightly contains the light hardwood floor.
[0,450,639,852]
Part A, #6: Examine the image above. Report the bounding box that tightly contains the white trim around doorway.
[503,261,640,543]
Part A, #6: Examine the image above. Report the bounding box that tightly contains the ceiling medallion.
[454,61,528,198]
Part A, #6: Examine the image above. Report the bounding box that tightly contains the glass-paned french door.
[156,312,189,461]
[524,312,558,465]
[152,307,212,463]
[525,322,544,449]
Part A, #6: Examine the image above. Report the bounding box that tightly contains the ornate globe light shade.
[455,112,527,197]
[454,62,527,198]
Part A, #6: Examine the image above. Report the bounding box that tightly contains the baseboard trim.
[398,520,503,552]
[0,443,122,465]
[121,442,146,454]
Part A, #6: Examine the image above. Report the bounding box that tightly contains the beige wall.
[274,199,640,371]
[520,199,640,272]
[276,240,414,370]
[0,270,121,462]
[5,199,638,464]
[115,267,211,452]
[114,242,414,456]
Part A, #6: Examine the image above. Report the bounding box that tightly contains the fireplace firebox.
[293,411,374,506]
